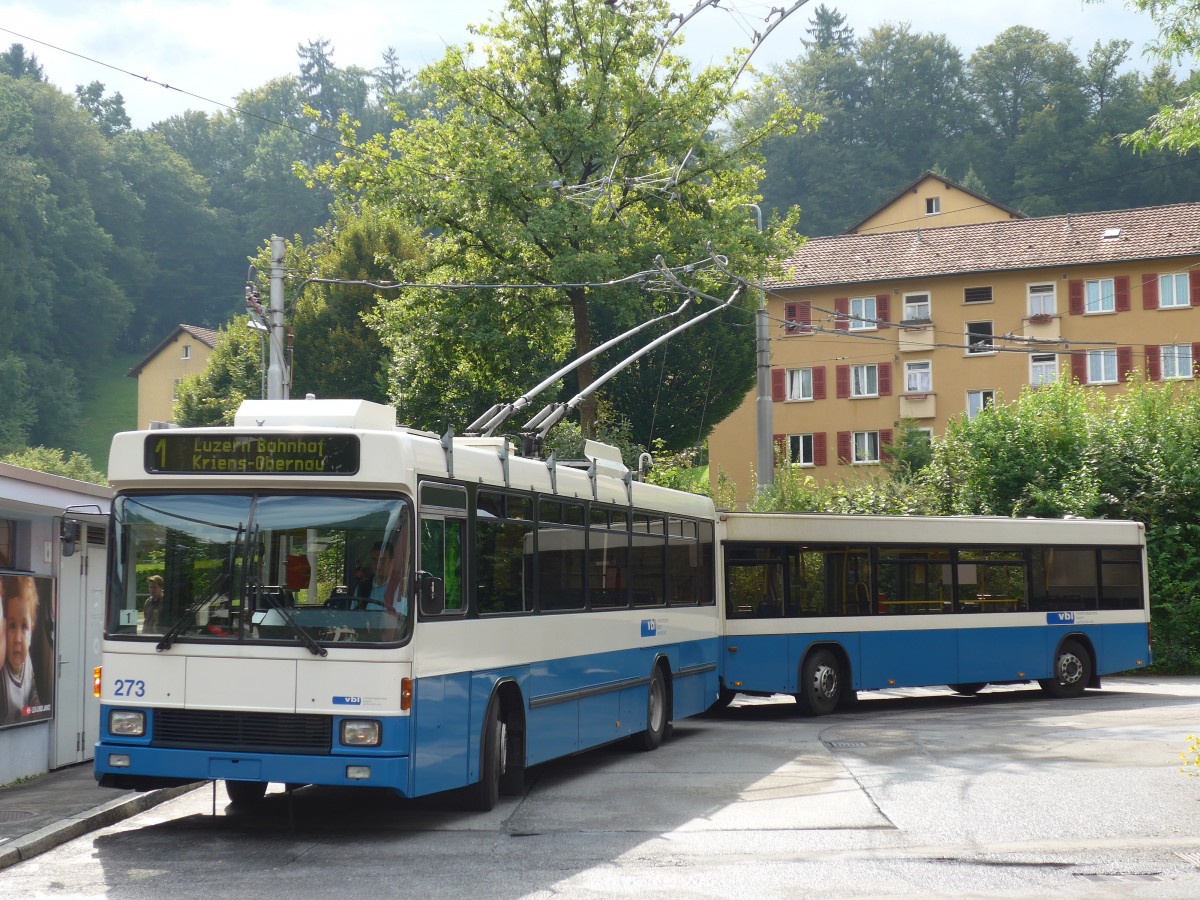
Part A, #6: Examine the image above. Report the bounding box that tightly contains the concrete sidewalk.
[0,763,197,871]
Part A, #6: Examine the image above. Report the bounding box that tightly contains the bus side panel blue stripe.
[725,635,792,694]
[412,672,472,797]
[958,626,1047,684]
[858,629,957,690]
[1093,621,1152,672]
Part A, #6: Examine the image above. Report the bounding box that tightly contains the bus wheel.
[224,780,267,807]
[796,649,841,716]
[465,699,504,811]
[1039,639,1092,699]
[636,667,669,752]
[950,683,987,696]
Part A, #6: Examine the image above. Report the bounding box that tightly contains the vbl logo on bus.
[1047,612,1076,624]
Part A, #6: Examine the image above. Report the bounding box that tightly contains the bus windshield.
[108,492,412,648]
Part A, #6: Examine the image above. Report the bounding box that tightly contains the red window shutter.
[1146,345,1161,381]
[1114,275,1130,312]
[1117,345,1133,383]
[1194,343,1200,376]
[834,297,849,331]
[836,431,852,464]
[813,432,827,466]
[1191,271,1200,307]
[880,429,894,460]
[876,295,890,329]
[1070,352,1088,383]
[1142,274,1158,310]
[836,364,850,398]
[1068,279,1084,316]
[773,433,786,462]
[771,367,785,402]
[877,362,892,396]
[798,301,812,333]
[812,366,826,400]
[784,303,797,335]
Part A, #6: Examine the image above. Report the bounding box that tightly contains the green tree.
[0,43,44,81]
[174,316,263,426]
[315,0,804,447]
[74,81,131,136]
[0,446,106,484]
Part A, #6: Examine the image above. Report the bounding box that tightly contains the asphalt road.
[3,676,1199,899]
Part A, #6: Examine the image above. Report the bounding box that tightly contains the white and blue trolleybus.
[718,512,1152,713]
[95,398,719,808]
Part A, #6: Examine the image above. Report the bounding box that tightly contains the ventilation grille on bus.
[152,709,332,755]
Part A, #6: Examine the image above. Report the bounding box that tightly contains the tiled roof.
[772,202,1200,290]
[845,170,1025,234]
[180,324,219,348]
[127,323,221,378]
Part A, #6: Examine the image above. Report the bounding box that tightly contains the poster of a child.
[2,575,46,726]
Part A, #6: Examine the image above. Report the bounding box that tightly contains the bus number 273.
[113,679,147,698]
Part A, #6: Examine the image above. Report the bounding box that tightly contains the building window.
[1085,278,1115,314]
[1088,349,1118,384]
[904,360,932,393]
[853,431,880,464]
[788,434,815,466]
[1028,283,1056,316]
[964,286,992,304]
[849,297,877,331]
[0,518,13,567]
[966,322,994,354]
[181,344,191,360]
[1162,344,1194,380]
[966,389,994,420]
[851,364,878,397]
[902,292,931,321]
[786,368,813,401]
[172,378,182,403]
[1031,353,1058,386]
[925,197,940,215]
[1159,273,1190,309]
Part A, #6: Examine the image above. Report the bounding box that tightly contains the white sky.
[0,1,1184,128]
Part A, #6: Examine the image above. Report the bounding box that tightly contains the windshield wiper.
[255,580,327,658]
[157,524,244,652]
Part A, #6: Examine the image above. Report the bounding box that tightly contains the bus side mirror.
[60,519,81,558]
[418,572,445,616]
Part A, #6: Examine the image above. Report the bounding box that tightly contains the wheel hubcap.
[1059,654,1082,684]
[813,664,838,700]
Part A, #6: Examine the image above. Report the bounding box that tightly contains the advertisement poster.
[0,574,55,728]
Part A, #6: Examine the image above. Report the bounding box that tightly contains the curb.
[0,782,201,871]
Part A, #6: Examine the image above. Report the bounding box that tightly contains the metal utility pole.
[267,235,289,400]
[748,204,773,489]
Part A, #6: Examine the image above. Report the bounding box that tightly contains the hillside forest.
[3,3,1200,458]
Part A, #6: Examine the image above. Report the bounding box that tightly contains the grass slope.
[74,353,140,472]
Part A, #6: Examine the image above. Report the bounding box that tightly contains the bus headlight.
[109,710,145,737]
[340,719,381,747]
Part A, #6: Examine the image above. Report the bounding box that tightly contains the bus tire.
[796,648,841,716]
[224,780,267,807]
[950,683,987,696]
[1039,639,1092,699]
[636,667,669,752]
[465,698,503,811]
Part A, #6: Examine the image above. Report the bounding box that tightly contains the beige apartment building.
[708,173,1200,504]
[127,324,218,428]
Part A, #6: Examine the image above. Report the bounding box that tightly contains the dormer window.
[925,197,941,215]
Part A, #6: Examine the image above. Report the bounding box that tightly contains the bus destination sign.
[145,434,360,475]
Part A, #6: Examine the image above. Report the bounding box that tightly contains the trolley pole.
[267,235,289,400]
